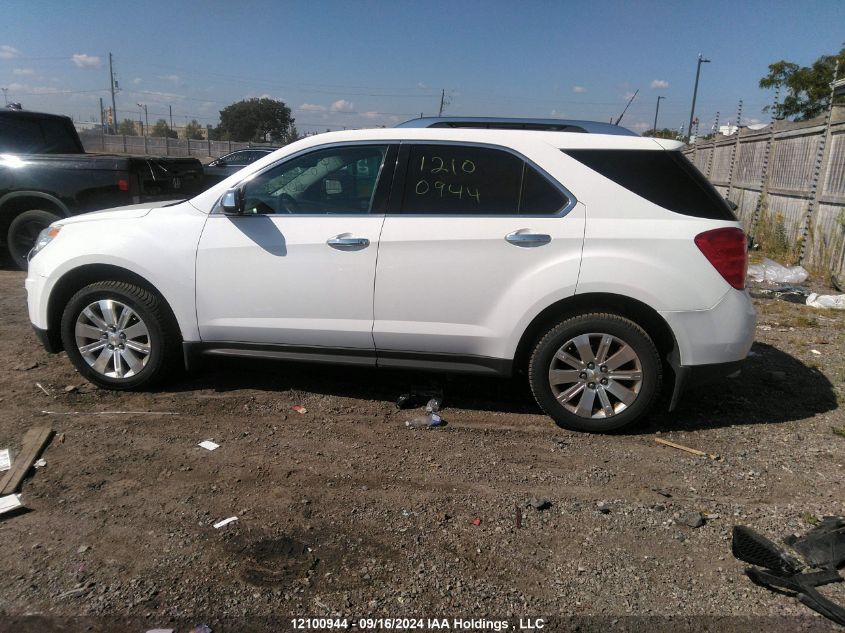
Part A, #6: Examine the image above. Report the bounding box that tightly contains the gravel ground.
[0,268,843,633]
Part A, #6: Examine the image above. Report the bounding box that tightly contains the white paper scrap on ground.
[0,494,23,515]
[198,440,219,451]
[0,449,10,471]
[213,516,238,529]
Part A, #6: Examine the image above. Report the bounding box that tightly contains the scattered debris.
[806,293,845,310]
[63,385,78,393]
[747,258,809,284]
[57,433,65,443]
[41,410,179,416]
[213,516,238,529]
[471,517,482,526]
[681,512,705,528]
[77,545,90,554]
[33,458,46,469]
[528,498,551,511]
[198,440,220,451]
[425,398,442,413]
[35,382,51,396]
[190,625,212,633]
[749,285,811,304]
[596,501,611,514]
[146,629,175,633]
[652,488,672,498]
[0,449,10,472]
[0,426,53,495]
[654,437,718,460]
[292,405,307,414]
[396,387,444,410]
[732,518,845,626]
[406,412,444,429]
[0,493,23,517]
[811,349,822,356]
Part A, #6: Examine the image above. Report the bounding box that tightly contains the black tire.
[60,281,181,390]
[7,209,62,270]
[528,313,662,432]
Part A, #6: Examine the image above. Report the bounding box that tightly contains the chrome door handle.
[327,235,370,248]
[505,230,551,246]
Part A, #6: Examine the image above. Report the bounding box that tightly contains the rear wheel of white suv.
[529,313,661,432]
[60,281,181,390]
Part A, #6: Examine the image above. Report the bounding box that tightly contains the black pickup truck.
[0,108,204,268]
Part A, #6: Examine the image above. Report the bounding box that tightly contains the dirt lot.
[0,268,843,632]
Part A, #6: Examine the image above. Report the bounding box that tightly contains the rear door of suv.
[372,141,585,369]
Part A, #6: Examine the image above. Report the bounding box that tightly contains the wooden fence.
[684,106,845,275]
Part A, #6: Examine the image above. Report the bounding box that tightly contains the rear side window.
[400,144,568,215]
[563,149,736,220]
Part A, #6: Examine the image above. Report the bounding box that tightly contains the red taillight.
[118,178,130,192]
[694,227,748,290]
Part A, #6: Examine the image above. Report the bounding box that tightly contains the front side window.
[400,144,568,215]
[240,145,389,215]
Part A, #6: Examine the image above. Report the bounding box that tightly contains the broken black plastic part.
[731,526,803,574]
[784,516,845,571]
[733,518,845,627]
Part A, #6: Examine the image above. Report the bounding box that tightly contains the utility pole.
[99,97,105,128]
[137,103,147,135]
[652,95,665,135]
[438,89,446,117]
[109,53,119,134]
[1,87,7,105]
[169,105,174,131]
[687,53,710,142]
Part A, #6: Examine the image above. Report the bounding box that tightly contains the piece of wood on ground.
[654,437,717,459]
[0,426,54,495]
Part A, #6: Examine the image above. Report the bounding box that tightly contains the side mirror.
[220,188,243,215]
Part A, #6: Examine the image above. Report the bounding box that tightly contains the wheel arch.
[45,264,182,352]
[513,292,679,392]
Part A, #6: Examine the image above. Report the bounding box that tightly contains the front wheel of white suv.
[60,281,181,390]
[529,313,662,432]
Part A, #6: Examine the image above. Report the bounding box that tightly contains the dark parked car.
[0,108,204,269]
[203,148,277,185]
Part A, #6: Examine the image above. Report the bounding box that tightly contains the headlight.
[28,226,61,260]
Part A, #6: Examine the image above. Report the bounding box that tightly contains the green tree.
[759,45,845,120]
[150,119,177,139]
[216,97,295,143]
[118,118,138,136]
[183,119,205,140]
[642,128,679,140]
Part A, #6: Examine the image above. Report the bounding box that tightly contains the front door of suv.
[373,142,585,368]
[195,143,396,352]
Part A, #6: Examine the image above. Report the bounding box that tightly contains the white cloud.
[650,79,669,89]
[132,77,142,85]
[72,53,101,68]
[299,103,327,112]
[360,111,382,120]
[630,121,651,133]
[0,45,21,59]
[159,74,180,83]
[330,99,354,113]
[13,68,34,76]
[417,82,427,89]
[572,85,587,94]
[623,91,637,101]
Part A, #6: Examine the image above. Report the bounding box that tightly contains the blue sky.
[1,0,843,135]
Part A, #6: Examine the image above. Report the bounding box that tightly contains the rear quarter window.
[563,149,736,220]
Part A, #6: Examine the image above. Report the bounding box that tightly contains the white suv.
[25,118,755,432]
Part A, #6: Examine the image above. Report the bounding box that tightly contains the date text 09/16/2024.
[290,618,546,630]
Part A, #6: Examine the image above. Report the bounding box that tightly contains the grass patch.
[801,512,820,526]
[833,426,845,439]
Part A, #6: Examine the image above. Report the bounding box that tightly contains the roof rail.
[396,116,637,136]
